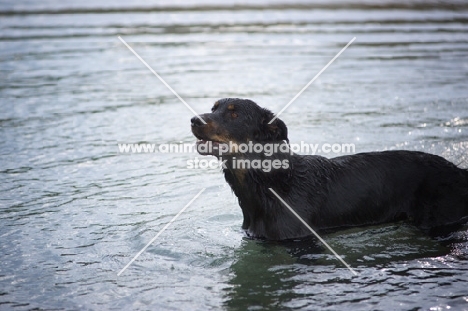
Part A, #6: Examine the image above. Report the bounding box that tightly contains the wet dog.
[191,98,468,240]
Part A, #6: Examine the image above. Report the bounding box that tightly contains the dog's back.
[319,151,468,234]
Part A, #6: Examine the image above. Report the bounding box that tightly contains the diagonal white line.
[268,188,358,276]
[118,36,206,124]
[117,188,206,276]
[269,37,356,124]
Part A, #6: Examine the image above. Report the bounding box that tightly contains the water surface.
[1,0,468,310]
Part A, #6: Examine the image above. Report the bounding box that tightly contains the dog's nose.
[191,116,205,127]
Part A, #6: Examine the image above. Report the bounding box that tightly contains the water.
[1,0,468,309]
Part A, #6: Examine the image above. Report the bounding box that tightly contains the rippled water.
[1,0,468,310]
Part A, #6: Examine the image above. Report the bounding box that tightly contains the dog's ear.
[267,117,289,143]
[255,108,289,142]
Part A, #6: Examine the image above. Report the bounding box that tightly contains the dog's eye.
[231,112,238,118]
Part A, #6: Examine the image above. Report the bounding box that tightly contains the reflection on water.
[1,0,468,309]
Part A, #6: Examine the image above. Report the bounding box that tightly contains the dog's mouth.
[196,138,221,148]
[194,135,228,156]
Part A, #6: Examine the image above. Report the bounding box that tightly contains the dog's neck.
[220,144,293,197]
[220,140,291,173]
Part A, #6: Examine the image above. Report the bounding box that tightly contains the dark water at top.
[1,0,468,310]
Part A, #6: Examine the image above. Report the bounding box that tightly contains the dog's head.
[191,98,288,156]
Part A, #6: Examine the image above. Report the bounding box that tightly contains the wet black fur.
[191,98,468,240]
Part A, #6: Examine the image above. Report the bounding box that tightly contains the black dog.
[191,98,468,240]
